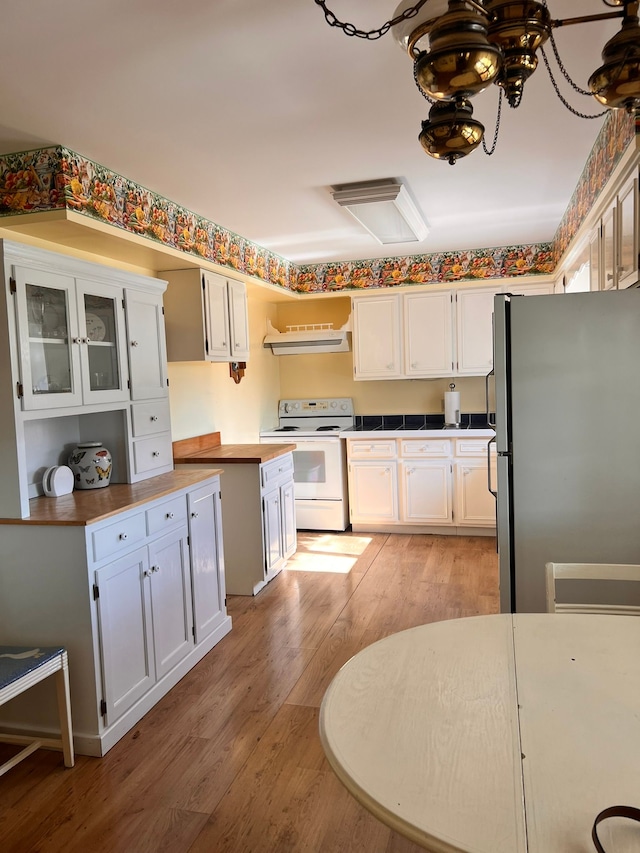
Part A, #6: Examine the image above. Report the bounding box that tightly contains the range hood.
[263,320,351,355]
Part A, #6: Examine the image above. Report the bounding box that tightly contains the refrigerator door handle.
[485,368,495,427]
[487,436,497,498]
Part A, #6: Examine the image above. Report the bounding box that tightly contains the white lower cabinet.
[347,435,495,533]
[96,547,155,723]
[264,479,297,574]
[348,460,398,524]
[0,473,231,757]
[400,460,452,523]
[454,458,497,526]
[261,456,297,582]
[188,482,227,642]
[178,451,296,595]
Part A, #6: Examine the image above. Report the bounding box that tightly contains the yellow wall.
[274,296,487,416]
[168,295,281,441]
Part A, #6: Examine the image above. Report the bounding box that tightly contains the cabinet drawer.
[146,494,187,535]
[347,439,396,459]
[261,453,294,489]
[133,433,173,475]
[400,439,451,458]
[92,512,147,562]
[455,438,496,458]
[131,400,171,437]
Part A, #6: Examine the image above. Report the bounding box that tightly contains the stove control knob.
[284,403,291,413]
[330,401,337,408]
[293,402,300,409]
[340,403,348,410]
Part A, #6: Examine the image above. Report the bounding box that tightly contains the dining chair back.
[545,562,640,615]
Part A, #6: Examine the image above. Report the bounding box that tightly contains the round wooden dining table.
[319,614,640,853]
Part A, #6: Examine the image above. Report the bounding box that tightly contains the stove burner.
[275,426,299,431]
[316,425,340,431]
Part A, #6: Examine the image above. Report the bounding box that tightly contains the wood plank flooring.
[0,532,498,852]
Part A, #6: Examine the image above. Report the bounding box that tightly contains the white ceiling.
[0,1,619,265]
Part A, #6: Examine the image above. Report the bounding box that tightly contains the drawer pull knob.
[152,451,160,457]
[143,569,150,577]
[119,533,128,540]
[153,565,160,573]
[191,512,199,519]
[130,340,139,347]
[166,512,174,519]
[151,415,158,422]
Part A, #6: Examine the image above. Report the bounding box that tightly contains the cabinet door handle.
[73,337,81,344]
[386,363,394,370]
[191,511,199,519]
[130,340,139,347]
[152,451,160,457]
[143,569,151,577]
[166,511,174,519]
[152,565,160,573]
[150,415,158,421]
[119,533,128,540]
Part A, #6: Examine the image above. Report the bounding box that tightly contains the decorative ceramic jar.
[68,441,112,490]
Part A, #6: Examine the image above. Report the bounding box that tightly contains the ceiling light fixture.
[331,180,429,243]
[314,0,640,165]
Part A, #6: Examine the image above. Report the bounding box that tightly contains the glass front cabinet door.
[13,266,129,411]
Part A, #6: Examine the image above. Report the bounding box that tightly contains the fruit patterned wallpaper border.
[0,110,633,294]
[553,109,634,261]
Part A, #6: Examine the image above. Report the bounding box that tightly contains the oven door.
[262,436,346,501]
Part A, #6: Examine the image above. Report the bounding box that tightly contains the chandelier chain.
[413,59,436,103]
[540,46,608,119]
[313,0,432,40]
[547,30,594,97]
[482,89,503,156]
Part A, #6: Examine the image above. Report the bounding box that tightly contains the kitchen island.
[0,468,231,756]
[173,433,297,595]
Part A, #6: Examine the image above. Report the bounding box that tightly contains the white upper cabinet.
[454,287,500,376]
[227,277,250,360]
[404,291,454,377]
[124,288,168,401]
[163,268,250,363]
[352,295,402,380]
[354,282,551,381]
[13,266,130,410]
[588,168,639,292]
[617,173,638,289]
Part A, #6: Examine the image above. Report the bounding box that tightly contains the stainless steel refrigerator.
[493,289,640,613]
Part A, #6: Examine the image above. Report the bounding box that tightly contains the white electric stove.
[260,398,354,531]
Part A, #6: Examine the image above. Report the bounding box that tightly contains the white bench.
[0,646,74,776]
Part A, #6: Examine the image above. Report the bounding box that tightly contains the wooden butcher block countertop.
[1,469,224,526]
[173,432,296,465]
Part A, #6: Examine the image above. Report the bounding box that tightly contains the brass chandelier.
[314,0,640,164]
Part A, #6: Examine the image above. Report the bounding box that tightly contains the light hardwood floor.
[0,532,498,852]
